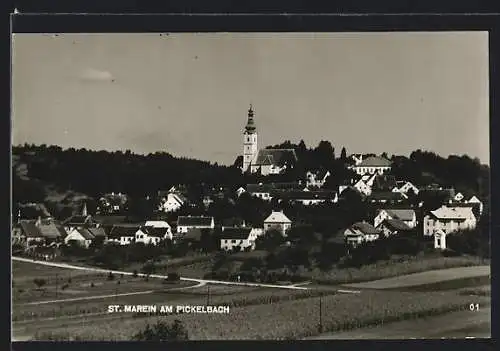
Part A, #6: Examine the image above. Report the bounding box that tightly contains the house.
[353,179,372,196]
[373,209,417,228]
[158,192,185,213]
[343,222,381,247]
[144,220,173,239]
[235,187,246,197]
[107,224,140,245]
[423,205,477,238]
[239,105,298,175]
[263,211,292,235]
[376,219,412,237]
[220,227,263,251]
[392,181,419,195]
[135,227,162,246]
[64,228,96,248]
[368,191,407,204]
[351,156,392,176]
[465,196,484,216]
[306,169,331,188]
[97,193,129,214]
[246,183,274,201]
[177,216,215,234]
[13,218,66,247]
[62,214,94,233]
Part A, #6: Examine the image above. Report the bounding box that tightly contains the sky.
[12,32,490,165]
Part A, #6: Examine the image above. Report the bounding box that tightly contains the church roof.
[253,149,298,167]
[244,105,257,134]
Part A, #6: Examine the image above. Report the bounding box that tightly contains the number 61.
[469,303,479,311]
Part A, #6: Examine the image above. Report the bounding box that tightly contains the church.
[237,105,297,175]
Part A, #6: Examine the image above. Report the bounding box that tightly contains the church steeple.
[244,104,257,134]
[242,104,258,173]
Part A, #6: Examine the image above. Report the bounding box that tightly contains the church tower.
[242,104,258,173]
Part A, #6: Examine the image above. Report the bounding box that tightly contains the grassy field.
[305,255,489,285]
[344,266,490,290]
[32,289,489,340]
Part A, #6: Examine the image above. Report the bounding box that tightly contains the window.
[232,240,236,244]
[436,238,441,247]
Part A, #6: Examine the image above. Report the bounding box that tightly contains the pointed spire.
[82,201,88,216]
[244,104,256,133]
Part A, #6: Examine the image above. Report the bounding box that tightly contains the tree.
[340,147,347,162]
[133,320,189,341]
[255,229,286,251]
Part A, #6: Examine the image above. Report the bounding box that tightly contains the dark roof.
[18,220,42,238]
[183,228,203,241]
[38,223,64,239]
[76,228,95,240]
[379,219,412,231]
[355,156,392,167]
[94,215,127,225]
[253,149,298,167]
[350,222,380,235]
[373,175,397,191]
[384,209,415,221]
[143,227,168,238]
[177,216,213,227]
[220,227,252,239]
[88,227,106,237]
[222,217,245,227]
[108,225,140,238]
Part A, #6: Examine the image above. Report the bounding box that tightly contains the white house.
[177,216,215,234]
[306,170,331,188]
[220,227,264,251]
[236,187,246,197]
[423,205,477,238]
[343,222,381,247]
[276,190,338,206]
[64,228,94,248]
[353,179,372,196]
[246,183,274,201]
[107,225,138,245]
[466,195,484,216]
[351,156,392,176]
[376,219,412,237]
[135,228,162,246]
[374,209,417,229]
[263,211,292,235]
[144,220,173,240]
[393,181,419,195]
[158,193,184,213]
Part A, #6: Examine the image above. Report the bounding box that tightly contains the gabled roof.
[88,227,106,237]
[354,156,392,167]
[143,227,168,238]
[74,228,95,240]
[264,211,292,224]
[253,149,298,167]
[220,227,252,240]
[429,206,475,220]
[468,195,482,204]
[348,222,381,235]
[108,225,141,238]
[18,220,42,238]
[373,175,397,190]
[177,216,214,227]
[382,209,415,221]
[144,220,171,228]
[378,219,412,231]
[63,215,92,226]
[38,223,64,239]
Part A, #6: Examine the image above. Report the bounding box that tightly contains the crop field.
[31,289,489,341]
[306,255,489,285]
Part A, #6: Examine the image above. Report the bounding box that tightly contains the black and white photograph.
[11,31,491,341]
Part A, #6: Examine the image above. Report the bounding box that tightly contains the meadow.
[304,254,489,285]
[33,289,489,341]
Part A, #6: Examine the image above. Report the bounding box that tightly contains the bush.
[133,319,189,341]
[167,272,180,282]
[107,272,115,281]
[90,282,95,288]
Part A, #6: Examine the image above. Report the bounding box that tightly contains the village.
[11,105,485,269]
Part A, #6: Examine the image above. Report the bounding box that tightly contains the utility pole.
[319,295,323,333]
